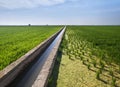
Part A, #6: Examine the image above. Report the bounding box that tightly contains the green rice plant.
[99,60,105,70]
[119,65,120,73]
[83,59,87,65]
[111,77,116,87]
[82,51,85,55]
[92,59,97,67]
[109,69,114,77]
[87,63,91,70]
[74,53,77,58]
[66,49,69,55]
[80,55,84,60]
[68,54,71,59]
[99,68,102,74]
[96,70,101,80]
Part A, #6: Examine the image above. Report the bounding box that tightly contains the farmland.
[0,26,61,70]
[48,26,120,87]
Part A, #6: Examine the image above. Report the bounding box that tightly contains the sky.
[0,0,120,25]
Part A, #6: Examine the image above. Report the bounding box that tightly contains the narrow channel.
[7,27,65,87]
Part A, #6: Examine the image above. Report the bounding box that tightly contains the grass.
[0,26,61,70]
[48,26,120,87]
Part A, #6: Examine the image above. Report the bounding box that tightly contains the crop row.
[60,26,120,87]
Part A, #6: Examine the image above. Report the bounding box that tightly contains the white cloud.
[0,0,65,9]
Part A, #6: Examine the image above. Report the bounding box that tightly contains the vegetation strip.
[0,26,61,70]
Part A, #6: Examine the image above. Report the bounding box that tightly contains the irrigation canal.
[3,26,66,87]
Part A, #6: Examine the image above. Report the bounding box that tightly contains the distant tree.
[28,24,31,26]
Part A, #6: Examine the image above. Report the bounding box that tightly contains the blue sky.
[0,0,120,25]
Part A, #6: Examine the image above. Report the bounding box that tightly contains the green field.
[0,26,61,70]
[48,26,120,87]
